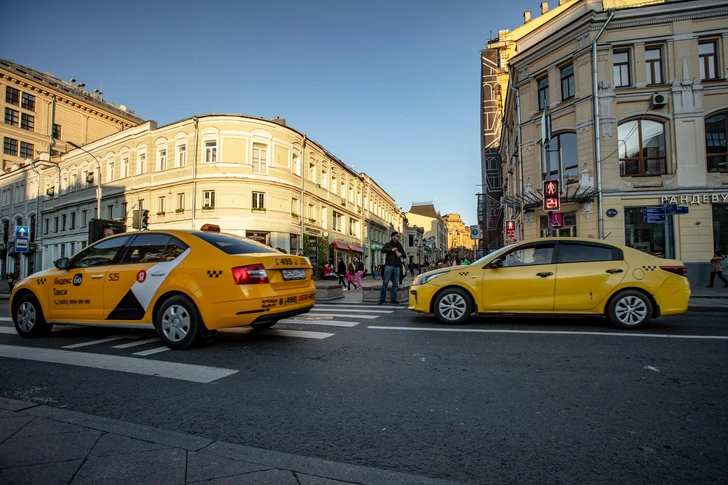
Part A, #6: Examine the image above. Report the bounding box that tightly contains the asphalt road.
[0,301,726,484]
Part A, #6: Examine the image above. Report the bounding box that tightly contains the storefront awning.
[349,245,364,253]
[333,242,349,250]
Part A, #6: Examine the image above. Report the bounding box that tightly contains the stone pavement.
[0,397,457,485]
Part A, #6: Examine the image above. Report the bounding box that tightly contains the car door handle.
[91,274,104,279]
[606,269,624,274]
[150,272,167,276]
[536,272,553,278]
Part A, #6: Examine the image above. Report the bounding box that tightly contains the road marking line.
[305,313,379,319]
[311,308,393,314]
[278,319,359,327]
[0,317,12,322]
[367,326,728,340]
[0,344,237,383]
[133,347,171,356]
[113,338,160,349]
[0,327,17,335]
[219,328,334,339]
[62,336,140,349]
[314,304,400,310]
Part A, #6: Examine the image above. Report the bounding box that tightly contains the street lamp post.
[68,141,102,219]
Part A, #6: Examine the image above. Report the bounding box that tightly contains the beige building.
[405,202,448,264]
[5,112,403,275]
[484,0,728,284]
[0,58,144,277]
[443,213,475,260]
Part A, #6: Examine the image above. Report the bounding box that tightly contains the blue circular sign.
[606,208,618,217]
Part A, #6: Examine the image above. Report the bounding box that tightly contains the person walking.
[707,251,728,288]
[355,257,364,290]
[379,231,406,304]
[346,261,358,290]
[337,257,347,288]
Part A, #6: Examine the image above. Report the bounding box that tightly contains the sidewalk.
[0,397,457,485]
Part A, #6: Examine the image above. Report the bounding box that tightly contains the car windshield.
[192,231,280,255]
[471,244,514,266]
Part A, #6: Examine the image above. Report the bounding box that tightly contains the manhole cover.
[292,316,335,321]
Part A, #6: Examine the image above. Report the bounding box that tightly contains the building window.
[309,161,316,182]
[205,141,217,163]
[543,132,578,184]
[178,145,186,167]
[706,112,727,173]
[537,76,549,111]
[321,168,328,189]
[252,143,267,173]
[252,191,265,210]
[70,212,76,230]
[699,40,718,81]
[613,50,631,87]
[157,197,166,214]
[122,157,129,178]
[107,205,114,219]
[19,141,34,158]
[137,153,146,174]
[309,204,317,222]
[52,124,61,140]
[20,113,34,131]
[4,108,18,127]
[619,120,666,176]
[560,64,574,100]
[292,153,300,175]
[5,87,19,106]
[54,217,59,233]
[203,190,215,209]
[70,172,77,192]
[21,93,35,111]
[61,214,67,231]
[3,137,18,156]
[645,46,663,85]
[177,193,185,211]
[158,149,167,171]
[333,211,343,232]
[291,198,299,216]
[349,218,358,237]
[107,161,115,182]
[82,210,88,227]
[43,218,49,235]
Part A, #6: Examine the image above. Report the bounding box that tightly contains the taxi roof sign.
[200,224,221,232]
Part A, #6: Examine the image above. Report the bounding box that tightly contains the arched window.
[542,132,578,184]
[705,112,727,173]
[618,119,666,176]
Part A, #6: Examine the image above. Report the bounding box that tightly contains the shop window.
[705,112,727,173]
[624,207,674,259]
[619,120,666,176]
[539,211,577,237]
[712,203,728,258]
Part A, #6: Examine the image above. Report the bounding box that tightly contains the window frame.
[252,143,267,174]
[3,137,18,156]
[560,63,575,100]
[645,45,664,85]
[5,87,19,106]
[203,190,215,209]
[21,93,35,111]
[4,108,19,127]
[204,141,217,163]
[699,39,719,81]
[613,49,632,88]
[19,141,34,159]
[618,119,667,177]
[537,76,549,111]
[252,191,265,210]
[20,113,34,131]
[705,111,728,173]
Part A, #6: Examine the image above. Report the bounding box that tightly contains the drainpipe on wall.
[191,117,199,230]
[299,135,307,255]
[593,9,615,239]
[508,74,525,240]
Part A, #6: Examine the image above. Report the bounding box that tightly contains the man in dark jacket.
[379,231,406,304]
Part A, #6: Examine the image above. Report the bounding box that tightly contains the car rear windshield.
[192,231,281,255]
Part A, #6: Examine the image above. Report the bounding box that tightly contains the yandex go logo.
[543,180,560,211]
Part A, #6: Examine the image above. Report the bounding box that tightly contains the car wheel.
[433,288,472,325]
[607,290,653,329]
[250,320,278,329]
[156,295,202,350]
[14,294,53,338]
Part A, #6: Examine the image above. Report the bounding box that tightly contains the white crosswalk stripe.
[302,313,380,319]
[278,318,360,327]
[112,338,161,349]
[133,346,171,356]
[63,335,141,349]
[219,328,334,339]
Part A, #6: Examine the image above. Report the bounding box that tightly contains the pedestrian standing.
[707,251,728,288]
[337,257,347,288]
[346,261,358,290]
[355,257,364,290]
[379,231,406,305]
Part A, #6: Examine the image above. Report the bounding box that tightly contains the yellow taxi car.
[10,228,315,349]
[409,238,690,329]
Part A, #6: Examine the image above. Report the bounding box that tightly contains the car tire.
[14,294,53,338]
[607,290,653,330]
[156,295,202,350]
[433,287,472,325]
[250,320,278,329]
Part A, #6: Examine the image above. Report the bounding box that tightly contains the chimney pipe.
[524,10,531,23]
[541,2,549,14]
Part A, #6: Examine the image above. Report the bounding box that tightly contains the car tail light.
[232,264,269,284]
[660,266,687,276]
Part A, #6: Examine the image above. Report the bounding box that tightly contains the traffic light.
[543,180,560,211]
[132,209,140,229]
[141,210,150,229]
[505,220,516,240]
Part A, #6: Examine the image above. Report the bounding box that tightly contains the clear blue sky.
[4,0,540,227]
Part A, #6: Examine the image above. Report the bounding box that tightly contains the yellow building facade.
[489,0,728,284]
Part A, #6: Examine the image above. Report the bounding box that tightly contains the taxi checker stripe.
[127,248,191,312]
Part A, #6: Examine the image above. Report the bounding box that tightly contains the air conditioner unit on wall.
[651,93,668,108]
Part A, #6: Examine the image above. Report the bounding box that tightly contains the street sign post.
[15,225,29,253]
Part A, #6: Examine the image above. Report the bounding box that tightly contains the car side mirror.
[54,257,69,270]
[487,258,503,269]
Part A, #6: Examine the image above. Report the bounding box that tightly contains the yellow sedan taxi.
[409,238,690,329]
[10,228,315,349]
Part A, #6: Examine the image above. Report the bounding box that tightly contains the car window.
[502,245,554,267]
[70,236,132,268]
[119,234,172,264]
[161,237,188,261]
[192,231,279,255]
[557,243,622,263]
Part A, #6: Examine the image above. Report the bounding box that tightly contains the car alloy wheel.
[434,288,472,325]
[156,295,201,350]
[607,290,652,329]
[17,301,37,333]
[14,294,52,338]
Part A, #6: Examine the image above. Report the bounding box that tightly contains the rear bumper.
[653,277,691,316]
[251,305,312,326]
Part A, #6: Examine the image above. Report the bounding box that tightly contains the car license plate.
[282,269,306,280]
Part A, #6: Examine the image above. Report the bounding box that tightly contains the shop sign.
[660,193,728,205]
[304,226,322,236]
